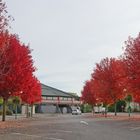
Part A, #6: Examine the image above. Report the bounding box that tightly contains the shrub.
[133,108,139,112]
[0,110,2,115]
[108,105,115,112]
[108,100,126,112]
[6,109,13,115]
[0,109,13,115]
[81,104,92,113]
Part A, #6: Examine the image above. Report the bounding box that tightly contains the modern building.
[35,83,81,114]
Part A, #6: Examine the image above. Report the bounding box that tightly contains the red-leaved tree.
[92,57,126,116]
[21,76,42,105]
[0,1,41,121]
[0,0,12,31]
[123,33,140,103]
[20,76,42,117]
[0,32,40,121]
[81,80,97,106]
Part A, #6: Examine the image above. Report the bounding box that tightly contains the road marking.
[47,137,64,140]
[11,133,40,138]
[11,133,64,140]
[52,130,73,133]
[80,120,88,125]
[130,127,140,131]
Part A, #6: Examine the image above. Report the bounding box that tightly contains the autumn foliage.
[82,33,140,115]
[21,76,42,105]
[81,80,97,106]
[123,34,140,103]
[0,32,41,101]
[0,0,41,121]
[92,58,126,105]
[0,32,41,121]
[0,0,11,31]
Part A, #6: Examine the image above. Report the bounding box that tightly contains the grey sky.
[5,0,140,95]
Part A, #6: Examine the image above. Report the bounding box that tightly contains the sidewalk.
[0,113,61,122]
[84,112,140,120]
[0,114,26,121]
[0,113,67,132]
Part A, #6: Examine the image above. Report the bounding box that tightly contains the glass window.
[42,96,46,100]
[52,97,57,100]
[63,97,68,101]
[46,97,53,100]
[59,97,63,100]
[68,98,72,101]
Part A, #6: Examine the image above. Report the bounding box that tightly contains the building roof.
[41,83,74,97]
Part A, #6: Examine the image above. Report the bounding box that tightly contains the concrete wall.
[21,105,35,115]
[36,104,72,114]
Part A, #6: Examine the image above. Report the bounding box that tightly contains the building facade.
[35,84,81,114]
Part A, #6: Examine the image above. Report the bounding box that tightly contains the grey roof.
[41,83,73,97]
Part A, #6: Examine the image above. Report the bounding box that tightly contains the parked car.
[72,109,81,115]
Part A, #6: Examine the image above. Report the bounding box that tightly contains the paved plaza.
[0,113,140,140]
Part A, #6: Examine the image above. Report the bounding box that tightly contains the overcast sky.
[5,0,140,95]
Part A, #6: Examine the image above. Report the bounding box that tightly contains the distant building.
[35,83,81,114]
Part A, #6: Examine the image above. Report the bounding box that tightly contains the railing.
[42,99,81,105]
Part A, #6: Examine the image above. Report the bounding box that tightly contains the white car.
[72,109,81,115]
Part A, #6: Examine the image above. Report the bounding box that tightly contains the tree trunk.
[31,104,33,117]
[26,104,29,118]
[2,98,6,121]
[128,102,131,117]
[15,105,17,119]
[92,105,94,116]
[114,102,117,116]
[105,106,107,117]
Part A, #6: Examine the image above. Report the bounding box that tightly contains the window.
[42,96,46,100]
[68,98,72,101]
[52,97,57,100]
[59,97,63,100]
[63,97,68,101]
[46,97,53,100]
